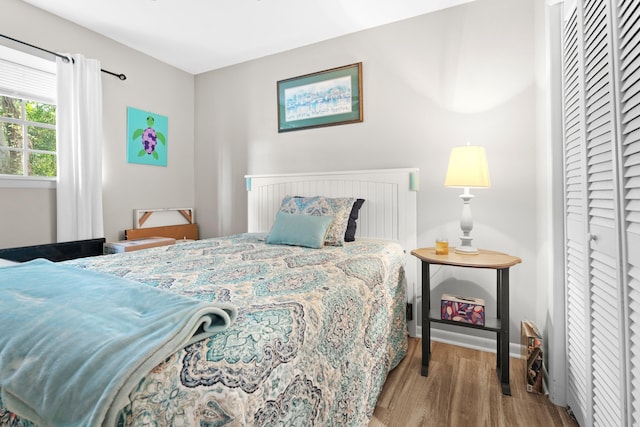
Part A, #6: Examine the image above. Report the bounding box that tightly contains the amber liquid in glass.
[435,239,449,255]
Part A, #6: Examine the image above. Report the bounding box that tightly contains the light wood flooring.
[371,338,578,427]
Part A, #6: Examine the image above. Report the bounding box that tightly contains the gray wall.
[0,0,195,247]
[195,0,541,344]
[1,0,548,350]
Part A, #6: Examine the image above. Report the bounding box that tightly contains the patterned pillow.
[279,195,356,246]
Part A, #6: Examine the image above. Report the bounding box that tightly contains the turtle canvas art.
[127,107,168,166]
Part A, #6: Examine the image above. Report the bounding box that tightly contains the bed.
[0,168,418,427]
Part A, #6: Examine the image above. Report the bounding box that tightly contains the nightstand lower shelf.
[429,310,501,332]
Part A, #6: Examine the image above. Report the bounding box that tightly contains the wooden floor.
[371,338,578,427]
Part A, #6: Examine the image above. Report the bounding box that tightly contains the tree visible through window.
[0,95,56,177]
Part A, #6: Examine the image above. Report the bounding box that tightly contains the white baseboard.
[415,325,523,360]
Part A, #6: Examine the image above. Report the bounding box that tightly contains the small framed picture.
[127,107,168,166]
[277,62,363,132]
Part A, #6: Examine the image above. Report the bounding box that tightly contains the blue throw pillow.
[267,211,333,249]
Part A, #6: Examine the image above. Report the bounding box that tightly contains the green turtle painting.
[131,116,166,160]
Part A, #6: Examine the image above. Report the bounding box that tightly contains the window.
[0,95,56,177]
[0,44,56,183]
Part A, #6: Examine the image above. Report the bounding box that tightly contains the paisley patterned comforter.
[0,233,408,427]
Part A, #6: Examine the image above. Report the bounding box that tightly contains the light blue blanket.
[0,259,236,427]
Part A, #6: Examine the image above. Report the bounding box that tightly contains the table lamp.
[444,144,491,254]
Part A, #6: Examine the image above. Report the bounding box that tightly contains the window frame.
[0,44,57,189]
[0,96,57,182]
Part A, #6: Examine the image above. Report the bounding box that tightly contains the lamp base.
[455,235,479,254]
[454,190,480,255]
[454,245,479,255]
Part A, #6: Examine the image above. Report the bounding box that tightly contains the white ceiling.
[21,0,473,75]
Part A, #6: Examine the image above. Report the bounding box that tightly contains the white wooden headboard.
[245,168,419,337]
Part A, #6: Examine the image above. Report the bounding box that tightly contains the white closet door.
[582,1,624,425]
[563,1,627,426]
[563,8,591,425]
[617,1,640,425]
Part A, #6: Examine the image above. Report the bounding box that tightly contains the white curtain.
[55,54,104,242]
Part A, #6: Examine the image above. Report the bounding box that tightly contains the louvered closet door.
[617,1,640,425]
[563,1,626,426]
[563,8,591,425]
[582,1,624,426]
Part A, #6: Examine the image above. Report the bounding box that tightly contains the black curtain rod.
[0,34,127,81]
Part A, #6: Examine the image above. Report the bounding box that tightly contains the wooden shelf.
[411,247,521,269]
[125,223,199,241]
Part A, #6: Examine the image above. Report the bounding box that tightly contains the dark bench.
[0,238,106,262]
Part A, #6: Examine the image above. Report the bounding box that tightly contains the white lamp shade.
[444,145,491,188]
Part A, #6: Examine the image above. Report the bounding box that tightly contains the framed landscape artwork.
[277,62,363,132]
